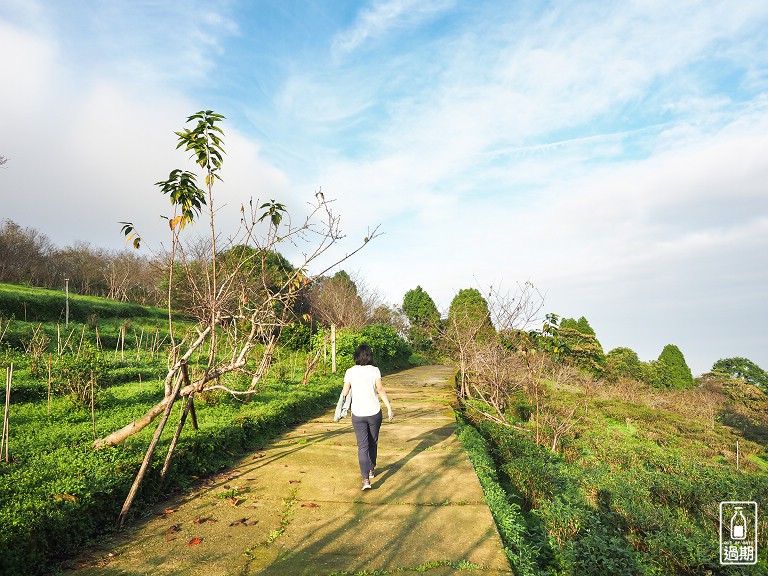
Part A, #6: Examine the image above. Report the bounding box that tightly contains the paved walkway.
[69,366,512,575]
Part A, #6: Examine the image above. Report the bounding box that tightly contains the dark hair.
[354,343,374,366]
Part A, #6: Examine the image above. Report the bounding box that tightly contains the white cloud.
[332,0,454,55]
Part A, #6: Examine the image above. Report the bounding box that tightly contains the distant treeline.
[0,219,164,306]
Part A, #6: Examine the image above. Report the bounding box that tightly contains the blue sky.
[2,0,767,375]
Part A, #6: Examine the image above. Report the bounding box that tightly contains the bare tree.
[308,270,367,328]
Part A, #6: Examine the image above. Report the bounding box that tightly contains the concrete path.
[69,366,512,575]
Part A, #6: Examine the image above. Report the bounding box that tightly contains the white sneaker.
[369,469,375,479]
[362,478,372,490]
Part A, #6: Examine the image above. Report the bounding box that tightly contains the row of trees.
[0,217,398,335]
[400,283,699,390]
[0,219,164,305]
[397,282,768,451]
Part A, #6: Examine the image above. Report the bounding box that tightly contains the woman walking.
[342,344,394,490]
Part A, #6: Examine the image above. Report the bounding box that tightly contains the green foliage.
[176,110,226,176]
[279,322,311,351]
[402,285,440,354]
[649,344,694,389]
[605,347,644,381]
[713,357,768,388]
[155,169,206,228]
[559,316,596,336]
[455,412,537,576]
[445,288,495,351]
[557,316,605,376]
[51,343,109,407]
[314,324,412,374]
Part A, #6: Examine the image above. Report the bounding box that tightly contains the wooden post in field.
[57,324,62,356]
[736,440,740,471]
[47,354,52,415]
[121,325,126,361]
[331,324,336,374]
[65,278,70,327]
[95,325,102,350]
[77,325,86,357]
[2,364,12,462]
[90,371,96,439]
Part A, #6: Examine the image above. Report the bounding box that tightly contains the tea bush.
[0,362,340,576]
[461,402,768,574]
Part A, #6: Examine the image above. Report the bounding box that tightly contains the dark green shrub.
[52,344,109,407]
[648,344,694,389]
[314,323,412,374]
[279,322,311,351]
[570,520,641,576]
[402,285,441,354]
[605,347,644,381]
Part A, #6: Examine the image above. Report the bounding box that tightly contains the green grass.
[0,282,170,324]
[0,284,346,576]
[0,360,340,576]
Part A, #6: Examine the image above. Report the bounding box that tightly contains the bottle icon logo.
[730,506,746,540]
[720,501,758,565]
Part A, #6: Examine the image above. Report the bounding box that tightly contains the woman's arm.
[342,381,351,396]
[375,378,393,421]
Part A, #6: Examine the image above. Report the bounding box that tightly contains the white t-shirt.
[344,364,382,417]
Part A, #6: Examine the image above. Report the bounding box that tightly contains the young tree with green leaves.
[402,285,440,353]
[101,111,379,525]
[443,288,494,397]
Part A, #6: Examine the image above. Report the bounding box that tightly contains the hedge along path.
[68,366,512,576]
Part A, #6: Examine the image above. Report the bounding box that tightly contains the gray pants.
[351,411,382,478]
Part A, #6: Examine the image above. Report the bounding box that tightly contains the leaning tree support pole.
[116,366,185,528]
[160,363,194,481]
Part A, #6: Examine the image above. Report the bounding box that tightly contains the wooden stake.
[62,328,77,351]
[134,329,140,361]
[331,324,337,374]
[121,326,125,361]
[116,366,185,528]
[90,371,96,439]
[737,440,740,472]
[95,325,102,350]
[57,324,62,356]
[76,324,86,358]
[47,354,52,415]
[2,364,12,463]
[151,329,159,360]
[189,397,198,431]
[0,316,10,345]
